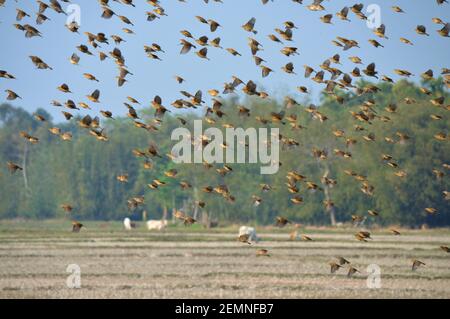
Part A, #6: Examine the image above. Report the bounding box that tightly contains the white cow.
[239,226,259,242]
[123,218,136,230]
[146,220,168,231]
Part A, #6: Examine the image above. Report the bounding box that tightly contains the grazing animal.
[123,218,137,230]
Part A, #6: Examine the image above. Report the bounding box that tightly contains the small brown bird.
[400,37,414,45]
[226,48,241,56]
[70,53,80,65]
[415,25,429,36]
[368,39,384,48]
[0,70,15,79]
[196,48,209,60]
[117,174,129,183]
[164,169,178,178]
[347,266,360,278]
[20,132,39,144]
[412,259,425,271]
[148,143,162,158]
[77,44,93,55]
[290,196,304,204]
[174,210,186,221]
[260,65,273,78]
[275,216,292,227]
[368,210,379,217]
[425,207,438,215]
[83,73,99,82]
[100,111,114,119]
[174,76,185,84]
[391,6,405,13]
[195,201,206,209]
[443,191,450,201]
[177,181,191,190]
[60,132,72,141]
[184,216,196,226]
[250,195,262,207]
[352,215,364,224]
[289,230,298,241]
[72,221,84,233]
[320,14,333,24]
[238,234,252,245]
[7,162,23,174]
[308,1,325,11]
[394,69,414,77]
[242,17,257,34]
[256,249,270,257]
[336,7,350,21]
[282,62,296,74]
[363,63,378,78]
[337,257,350,266]
[329,262,342,274]
[86,89,100,103]
[374,24,388,39]
[5,89,21,100]
[355,231,372,242]
[61,204,73,213]
[57,83,71,93]
[437,23,449,37]
[440,246,450,253]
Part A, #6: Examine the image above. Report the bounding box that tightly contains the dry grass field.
[0,220,449,299]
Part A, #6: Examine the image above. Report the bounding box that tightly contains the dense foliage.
[0,79,448,227]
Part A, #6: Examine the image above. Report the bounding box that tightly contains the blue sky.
[0,0,449,122]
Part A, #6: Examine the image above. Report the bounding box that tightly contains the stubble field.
[0,220,449,299]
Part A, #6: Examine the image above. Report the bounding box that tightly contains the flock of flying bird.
[1,0,449,277]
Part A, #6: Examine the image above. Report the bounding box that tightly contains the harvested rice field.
[0,220,449,299]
